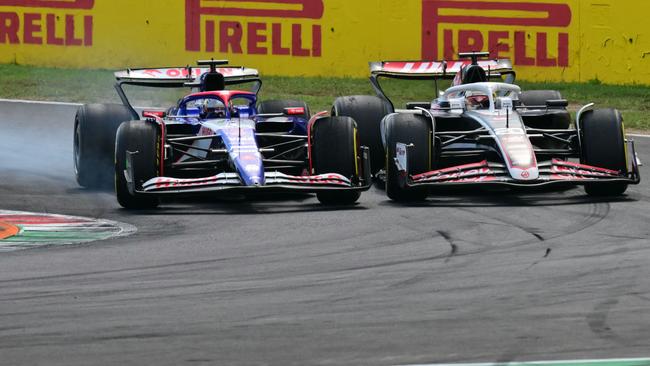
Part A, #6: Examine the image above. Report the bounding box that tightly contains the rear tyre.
[384,113,431,202]
[332,95,393,175]
[74,103,134,189]
[115,121,161,209]
[519,90,563,106]
[258,99,310,120]
[580,109,629,196]
[311,116,361,205]
[519,90,571,129]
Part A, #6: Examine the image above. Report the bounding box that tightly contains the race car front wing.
[395,141,641,188]
[124,147,372,196]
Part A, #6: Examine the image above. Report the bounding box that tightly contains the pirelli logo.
[186,0,324,57]
[422,0,572,67]
[0,0,94,46]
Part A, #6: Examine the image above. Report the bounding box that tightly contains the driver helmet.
[200,98,226,119]
[465,92,490,110]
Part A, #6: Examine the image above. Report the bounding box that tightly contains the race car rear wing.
[113,60,262,119]
[369,58,515,80]
[114,66,261,87]
[368,57,515,110]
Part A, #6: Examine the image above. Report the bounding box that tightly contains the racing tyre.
[519,90,563,106]
[385,113,431,202]
[74,103,134,189]
[519,90,571,129]
[311,116,361,205]
[333,95,393,175]
[258,99,310,120]
[580,109,629,196]
[115,121,161,209]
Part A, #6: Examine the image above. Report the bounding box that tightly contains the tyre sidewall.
[115,120,161,209]
[384,113,431,201]
[580,108,628,196]
[311,116,361,204]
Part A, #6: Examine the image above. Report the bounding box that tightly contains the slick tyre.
[74,103,134,189]
[519,90,563,106]
[311,116,361,205]
[519,90,571,129]
[580,109,629,196]
[115,121,161,209]
[384,113,431,202]
[333,95,393,174]
[258,99,310,120]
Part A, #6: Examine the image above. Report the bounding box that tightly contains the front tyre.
[311,116,362,205]
[115,121,161,209]
[580,109,629,196]
[385,113,432,202]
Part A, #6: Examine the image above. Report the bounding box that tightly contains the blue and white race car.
[73,60,371,208]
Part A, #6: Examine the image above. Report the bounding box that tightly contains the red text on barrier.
[0,0,94,46]
[185,0,324,57]
[422,0,572,67]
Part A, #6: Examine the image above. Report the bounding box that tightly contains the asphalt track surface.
[0,101,649,366]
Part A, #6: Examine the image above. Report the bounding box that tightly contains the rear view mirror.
[283,107,305,116]
[143,110,166,118]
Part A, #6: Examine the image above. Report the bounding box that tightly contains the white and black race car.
[332,52,641,201]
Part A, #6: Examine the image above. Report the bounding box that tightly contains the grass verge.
[0,64,648,130]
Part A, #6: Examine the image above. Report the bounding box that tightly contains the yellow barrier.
[0,0,648,84]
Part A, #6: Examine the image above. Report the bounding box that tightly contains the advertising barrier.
[0,0,648,84]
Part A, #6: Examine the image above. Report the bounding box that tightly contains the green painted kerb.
[0,210,136,252]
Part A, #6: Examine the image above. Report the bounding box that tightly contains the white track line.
[0,98,154,111]
[399,358,650,366]
[0,98,82,106]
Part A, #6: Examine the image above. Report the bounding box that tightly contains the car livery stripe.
[143,172,352,192]
[417,62,432,73]
[552,159,621,175]
[401,63,415,73]
[409,158,629,186]
[412,160,491,180]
